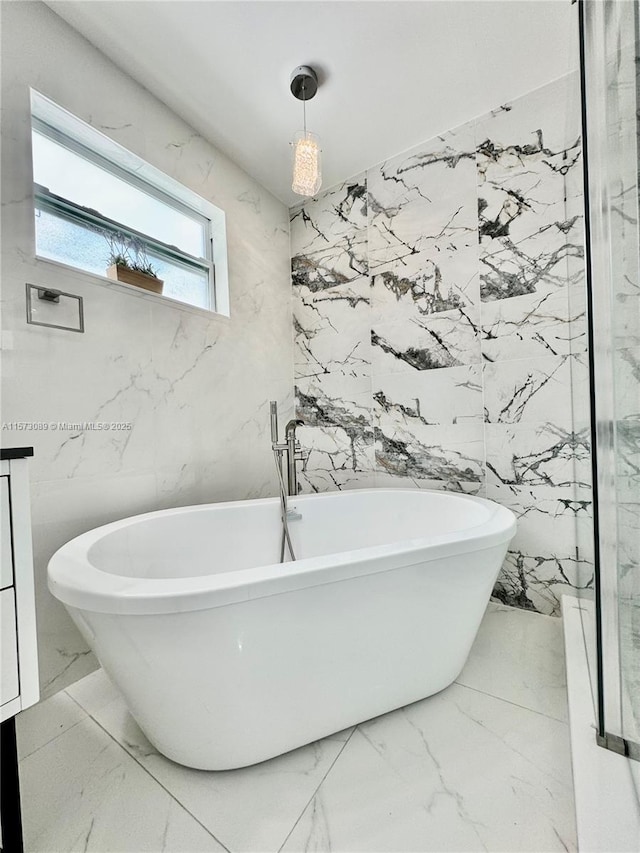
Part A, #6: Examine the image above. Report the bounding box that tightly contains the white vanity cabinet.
[0,449,39,722]
[1,448,38,853]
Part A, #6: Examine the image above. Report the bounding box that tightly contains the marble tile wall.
[291,73,593,616]
[1,2,293,696]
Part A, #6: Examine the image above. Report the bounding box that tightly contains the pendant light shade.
[291,131,322,197]
[290,66,322,198]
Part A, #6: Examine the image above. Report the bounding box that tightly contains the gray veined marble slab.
[281,682,576,853]
[373,411,484,487]
[367,126,477,273]
[292,231,368,291]
[289,174,367,258]
[370,244,480,325]
[294,275,371,381]
[474,75,582,306]
[485,482,592,524]
[475,75,581,194]
[480,286,587,363]
[496,546,593,617]
[478,198,580,303]
[295,380,374,493]
[485,482,595,612]
[66,669,354,853]
[482,353,588,427]
[373,364,483,427]
[371,306,481,376]
[485,421,591,491]
[371,472,486,496]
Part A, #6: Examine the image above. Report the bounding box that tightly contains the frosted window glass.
[35,209,210,310]
[32,131,205,258]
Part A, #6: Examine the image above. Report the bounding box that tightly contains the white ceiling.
[46,0,577,207]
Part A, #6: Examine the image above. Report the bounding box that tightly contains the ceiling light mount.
[290,66,319,101]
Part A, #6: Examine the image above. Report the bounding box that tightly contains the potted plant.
[105,233,164,295]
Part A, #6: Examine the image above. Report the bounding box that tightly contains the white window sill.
[33,255,230,322]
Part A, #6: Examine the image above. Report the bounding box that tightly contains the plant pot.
[106,264,164,294]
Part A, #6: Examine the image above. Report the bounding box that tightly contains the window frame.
[30,97,227,316]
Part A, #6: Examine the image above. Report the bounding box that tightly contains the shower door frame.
[579,0,640,760]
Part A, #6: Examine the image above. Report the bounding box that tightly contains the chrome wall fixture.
[290,65,322,197]
[25,283,84,333]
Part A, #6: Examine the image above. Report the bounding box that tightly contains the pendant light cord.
[302,80,307,135]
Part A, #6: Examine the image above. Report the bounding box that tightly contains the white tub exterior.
[48,489,516,770]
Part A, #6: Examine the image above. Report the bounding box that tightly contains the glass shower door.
[582,0,640,783]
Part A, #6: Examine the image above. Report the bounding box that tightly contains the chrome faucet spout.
[285,418,304,438]
[284,419,304,496]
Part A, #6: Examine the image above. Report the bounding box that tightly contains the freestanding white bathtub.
[48,489,516,770]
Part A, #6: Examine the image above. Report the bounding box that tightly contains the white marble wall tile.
[290,174,367,257]
[371,248,480,324]
[497,549,590,617]
[373,365,484,487]
[476,76,581,206]
[289,71,587,617]
[483,353,588,426]
[478,201,580,302]
[374,365,483,427]
[368,126,477,271]
[372,472,486,496]
[480,287,586,363]
[485,481,594,614]
[374,370,484,486]
[294,276,371,380]
[291,232,368,290]
[1,278,156,485]
[485,422,591,491]
[282,682,576,853]
[296,378,373,493]
[374,424,484,487]
[372,307,481,376]
[476,76,581,305]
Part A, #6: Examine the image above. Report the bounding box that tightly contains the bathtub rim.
[47,489,516,616]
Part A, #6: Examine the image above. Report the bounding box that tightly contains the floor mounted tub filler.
[48,489,516,770]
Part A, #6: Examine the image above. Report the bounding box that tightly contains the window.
[30,91,228,314]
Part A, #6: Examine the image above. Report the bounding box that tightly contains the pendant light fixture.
[290,65,322,197]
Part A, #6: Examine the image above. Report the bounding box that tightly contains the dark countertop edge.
[1,447,34,460]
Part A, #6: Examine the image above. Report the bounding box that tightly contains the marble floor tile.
[281,682,576,853]
[19,713,226,853]
[68,670,354,853]
[16,690,87,761]
[456,602,568,722]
